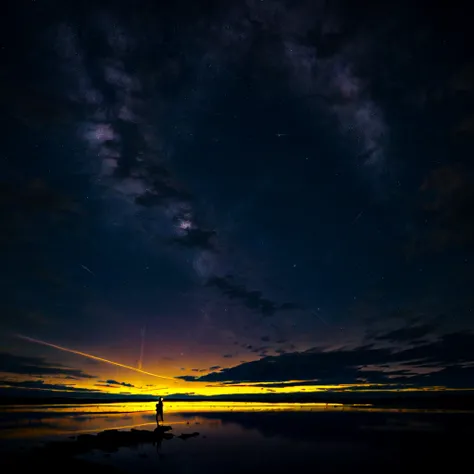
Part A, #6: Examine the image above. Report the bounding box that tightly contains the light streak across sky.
[16,334,177,381]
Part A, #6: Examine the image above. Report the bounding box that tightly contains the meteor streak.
[311,310,331,326]
[80,264,95,276]
[16,334,177,381]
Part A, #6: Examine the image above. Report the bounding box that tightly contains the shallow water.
[1,402,472,473]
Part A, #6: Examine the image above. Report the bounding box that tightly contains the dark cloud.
[225,380,320,388]
[102,379,134,388]
[134,183,191,209]
[416,365,474,388]
[250,346,268,354]
[0,379,99,392]
[390,332,474,366]
[176,375,200,382]
[206,275,299,317]
[170,228,217,251]
[223,354,233,359]
[182,331,474,388]
[0,353,97,379]
[385,309,424,324]
[209,365,221,370]
[260,336,270,342]
[135,164,191,208]
[374,324,436,343]
[95,382,134,389]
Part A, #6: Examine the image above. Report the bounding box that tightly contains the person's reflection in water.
[155,397,164,426]
[153,434,164,459]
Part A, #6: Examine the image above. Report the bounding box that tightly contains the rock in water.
[177,432,200,440]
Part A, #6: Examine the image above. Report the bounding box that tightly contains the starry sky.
[1,0,474,399]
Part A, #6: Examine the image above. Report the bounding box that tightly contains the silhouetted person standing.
[156,397,164,426]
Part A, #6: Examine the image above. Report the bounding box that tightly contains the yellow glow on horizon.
[11,334,474,398]
[2,374,469,398]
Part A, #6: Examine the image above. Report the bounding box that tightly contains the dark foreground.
[4,426,198,474]
[1,404,473,474]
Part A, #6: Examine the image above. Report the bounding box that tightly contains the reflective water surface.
[1,402,472,473]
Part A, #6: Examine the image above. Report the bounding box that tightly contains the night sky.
[2,0,474,398]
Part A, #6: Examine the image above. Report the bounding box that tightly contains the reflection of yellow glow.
[163,401,341,412]
[2,402,471,444]
[3,401,472,442]
[16,334,176,381]
[3,401,343,416]
[0,402,472,438]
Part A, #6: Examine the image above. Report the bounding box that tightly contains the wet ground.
[1,402,472,473]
